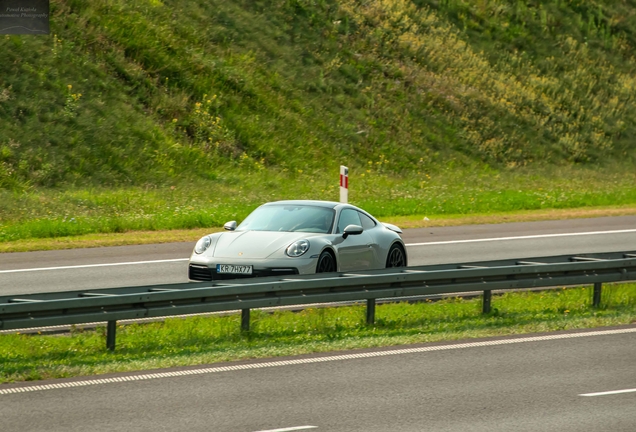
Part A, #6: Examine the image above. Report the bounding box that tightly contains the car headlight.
[286,239,310,257]
[194,236,212,254]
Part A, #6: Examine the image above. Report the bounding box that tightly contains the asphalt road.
[1,215,635,295]
[1,328,635,432]
[1,216,635,431]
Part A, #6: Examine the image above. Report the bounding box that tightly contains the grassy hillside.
[1,0,636,242]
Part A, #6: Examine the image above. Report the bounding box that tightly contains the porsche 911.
[188,200,407,281]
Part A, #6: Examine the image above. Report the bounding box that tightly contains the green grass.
[2,1,636,244]
[2,1,636,383]
[1,283,634,383]
[1,2,635,372]
[1,164,635,244]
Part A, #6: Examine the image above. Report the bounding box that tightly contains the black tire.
[386,243,407,268]
[316,250,337,273]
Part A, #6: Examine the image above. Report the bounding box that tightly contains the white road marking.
[254,427,317,432]
[405,228,636,247]
[579,388,636,397]
[0,258,189,274]
[1,327,634,396]
[2,228,635,274]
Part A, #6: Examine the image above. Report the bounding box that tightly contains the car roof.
[263,200,343,209]
[258,200,379,223]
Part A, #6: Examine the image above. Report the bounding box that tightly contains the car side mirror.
[224,221,237,231]
[342,224,363,239]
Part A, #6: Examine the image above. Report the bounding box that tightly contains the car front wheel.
[386,244,406,268]
[316,250,336,273]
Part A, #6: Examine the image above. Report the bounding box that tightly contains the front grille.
[188,264,298,281]
[189,264,213,281]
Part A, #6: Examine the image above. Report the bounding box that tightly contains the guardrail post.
[482,290,492,314]
[593,283,602,308]
[366,299,375,325]
[106,320,116,351]
[241,308,250,332]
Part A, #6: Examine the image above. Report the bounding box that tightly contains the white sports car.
[188,200,407,281]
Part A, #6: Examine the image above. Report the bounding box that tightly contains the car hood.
[211,231,320,259]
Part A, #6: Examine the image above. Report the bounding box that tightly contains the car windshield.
[237,205,335,233]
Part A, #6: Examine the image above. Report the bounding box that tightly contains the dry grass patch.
[388,205,636,229]
[0,227,221,253]
[2,205,636,253]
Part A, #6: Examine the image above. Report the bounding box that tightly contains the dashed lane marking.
[253,427,318,432]
[1,327,635,396]
[579,388,636,397]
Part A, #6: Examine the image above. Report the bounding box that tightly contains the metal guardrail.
[2,250,636,350]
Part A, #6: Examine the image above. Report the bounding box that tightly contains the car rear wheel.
[316,250,336,273]
[386,244,406,268]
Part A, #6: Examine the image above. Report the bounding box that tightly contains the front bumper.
[188,256,318,281]
[188,264,300,281]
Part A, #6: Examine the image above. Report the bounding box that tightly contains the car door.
[335,208,375,272]
[357,211,382,268]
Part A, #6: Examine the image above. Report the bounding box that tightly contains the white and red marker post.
[339,165,349,203]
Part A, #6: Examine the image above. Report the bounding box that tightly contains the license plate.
[216,264,253,275]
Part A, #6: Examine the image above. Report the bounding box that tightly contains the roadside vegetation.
[1,283,634,383]
[2,165,636,247]
[2,1,635,384]
[1,0,636,247]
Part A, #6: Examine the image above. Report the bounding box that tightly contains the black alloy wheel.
[316,250,336,273]
[386,244,406,268]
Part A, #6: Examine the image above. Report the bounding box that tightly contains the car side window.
[336,209,362,234]
[358,212,376,230]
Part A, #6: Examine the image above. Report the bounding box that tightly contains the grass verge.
[1,283,634,384]
[2,204,636,253]
[2,165,636,253]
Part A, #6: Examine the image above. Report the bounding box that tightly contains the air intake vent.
[188,264,212,281]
